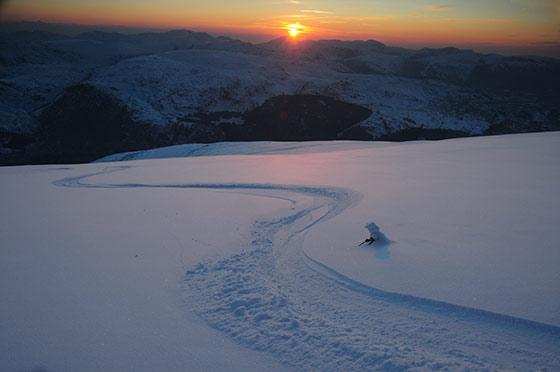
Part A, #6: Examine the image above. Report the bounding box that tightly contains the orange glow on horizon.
[1,0,558,55]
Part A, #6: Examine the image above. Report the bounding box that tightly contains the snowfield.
[86,48,491,135]
[2,133,560,371]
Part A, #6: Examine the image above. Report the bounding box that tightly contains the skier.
[358,222,382,246]
[358,236,375,246]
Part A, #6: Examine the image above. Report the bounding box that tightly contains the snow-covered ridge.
[95,140,392,162]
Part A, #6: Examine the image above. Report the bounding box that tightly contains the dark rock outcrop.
[31,84,160,164]
[223,94,372,141]
[8,91,373,164]
[378,128,470,141]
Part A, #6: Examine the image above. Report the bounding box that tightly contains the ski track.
[55,166,560,372]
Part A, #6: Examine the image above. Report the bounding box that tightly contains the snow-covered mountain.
[1,29,559,164]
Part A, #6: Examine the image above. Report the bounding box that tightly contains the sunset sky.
[1,0,559,53]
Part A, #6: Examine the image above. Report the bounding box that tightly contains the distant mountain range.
[1,29,559,165]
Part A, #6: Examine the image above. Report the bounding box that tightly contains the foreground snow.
[2,133,560,371]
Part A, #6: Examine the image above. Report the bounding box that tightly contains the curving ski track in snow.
[55,166,560,371]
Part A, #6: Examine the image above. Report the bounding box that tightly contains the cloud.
[427,17,518,24]
[276,14,308,18]
[271,1,302,4]
[300,9,334,15]
[485,18,518,23]
[530,41,560,45]
[318,20,347,24]
[423,5,453,11]
[335,15,393,21]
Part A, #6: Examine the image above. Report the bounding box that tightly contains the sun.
[288,28,301,37]
[284,23,305,38]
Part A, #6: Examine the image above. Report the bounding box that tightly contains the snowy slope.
[0,29,255,134]
[84,48,493,135]
[88,50,292,126]
[99,133,560,325]
[2,133,560,372]
[95,140,392,162]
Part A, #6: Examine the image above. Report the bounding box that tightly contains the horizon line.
[1,19,559,58]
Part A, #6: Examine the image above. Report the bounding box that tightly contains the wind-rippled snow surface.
[53,155,560,371]
[5,135,560,372]
[181,184,560,371]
